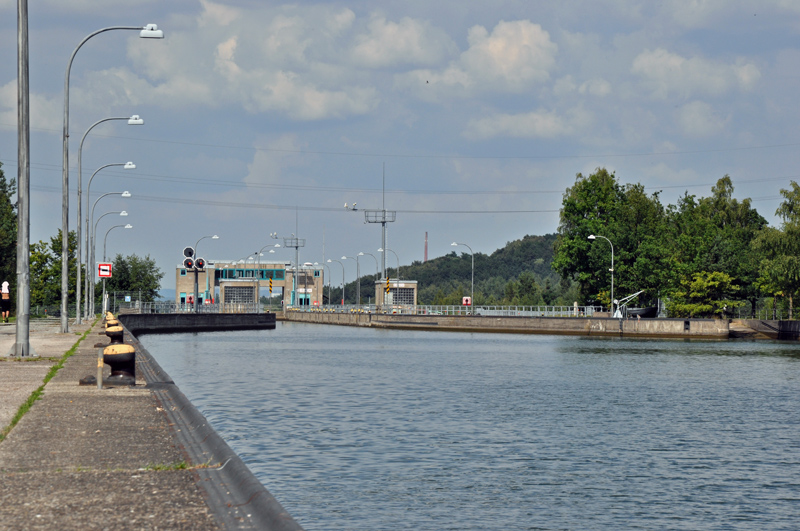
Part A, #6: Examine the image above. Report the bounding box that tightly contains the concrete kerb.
[125,325,305,531]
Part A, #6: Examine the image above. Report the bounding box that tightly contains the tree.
[0,162,17,292]
[100,253,164,302]
[666,271,744,318]
[753,182,800,318]
[29,230,81,307]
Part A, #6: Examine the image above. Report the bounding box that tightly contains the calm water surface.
[140,322,800,530]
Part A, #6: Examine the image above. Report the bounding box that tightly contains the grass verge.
[0,325,93,443]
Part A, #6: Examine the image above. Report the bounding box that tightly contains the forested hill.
[339,234,566,305]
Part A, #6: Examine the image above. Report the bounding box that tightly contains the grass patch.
[143,461,190,471]
[0,326,93,443]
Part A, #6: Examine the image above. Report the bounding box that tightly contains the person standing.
[1,280,10,323]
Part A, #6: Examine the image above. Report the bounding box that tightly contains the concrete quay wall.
[119,312,276,335]
[282,312,729,338]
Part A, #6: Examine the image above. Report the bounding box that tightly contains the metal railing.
[285,304,604,316]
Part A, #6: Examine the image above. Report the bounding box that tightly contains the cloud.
[115,2,377,120]
[351,15,456,68]
[397,19,558,98]
[675,100,730,138]
[463,106,592,140]
[0,80,62,132]
[631,48,760,99]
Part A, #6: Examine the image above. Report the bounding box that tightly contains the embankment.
[281,312,730,338]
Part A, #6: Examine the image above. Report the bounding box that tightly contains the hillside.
[333,234,569,305]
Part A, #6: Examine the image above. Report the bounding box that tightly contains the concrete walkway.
[0,319,218,529]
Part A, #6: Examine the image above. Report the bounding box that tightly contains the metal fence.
[286,304,605,316]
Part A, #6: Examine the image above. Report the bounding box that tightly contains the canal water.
[139,322,800,530]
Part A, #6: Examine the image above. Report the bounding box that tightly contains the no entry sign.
[98,263,112,278]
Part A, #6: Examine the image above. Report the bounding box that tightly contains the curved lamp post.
[91,209,129,316]
[378,248,400,279]
[343,255,359,305]
[451,242,474,314]
[192,235,219,312]
[327,259,345,305]
[588,234,615,317]
[89,192,130,316]
[82,161,135,320]
[75,116,142,323]
[61,23,163,332]
[359,252,379,277]
[102,224,132,313]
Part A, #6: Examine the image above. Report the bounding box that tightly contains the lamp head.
[119,211,128,217]
[378,248,384,252]
[124,224,133,229]
[139,24,164,39]
[123,162,136,169]
[451,242,457,246]
[212,235,219,239]
[358,252,364,256]
[121,191,131,198]
[341,256,347,260]
[127,115,144,125]
[587,235,596,240]
[327,259,332,263]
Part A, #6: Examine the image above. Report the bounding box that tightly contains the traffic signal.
[385,277,390,294]
[183,246,194,258]
[183,257,194,269]
[195,257,205,270]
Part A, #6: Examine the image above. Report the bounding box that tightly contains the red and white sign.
[98,263,113,278]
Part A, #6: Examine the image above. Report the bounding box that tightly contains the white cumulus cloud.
[463,106,592,140]
[351,15,456,68]
[398,19,558,98]
[631,48,760,99]
[675,100,730,137]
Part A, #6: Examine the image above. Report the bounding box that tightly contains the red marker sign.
[98,263,112,278]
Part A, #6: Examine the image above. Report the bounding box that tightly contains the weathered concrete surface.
[283,311,731,338]
[120,312,276,336]
[0,319,219,530]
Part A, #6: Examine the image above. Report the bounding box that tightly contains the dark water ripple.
[141,323,800,530]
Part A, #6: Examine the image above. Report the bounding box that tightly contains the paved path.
[0,319,219,529]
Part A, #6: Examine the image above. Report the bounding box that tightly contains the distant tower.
[425,232,428,262]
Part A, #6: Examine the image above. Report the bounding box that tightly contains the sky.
[1,0,800,291]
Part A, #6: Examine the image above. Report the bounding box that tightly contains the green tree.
[100,253,164,302]
[666,271,744,318]
[0,161,17,292]
[753,182,800,318]
[29,230,81,307]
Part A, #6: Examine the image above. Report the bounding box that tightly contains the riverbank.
[0,317,301,530]
[281,311,800,339]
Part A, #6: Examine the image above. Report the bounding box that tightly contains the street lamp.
[61,23,163,332]
[378,248,400,279]
[253,243,280,312]
[359,252,379,277]
[91,210,128,316]
[75,116,142,323]
[327,259,345,306]
[343,255,359,305]
[451,242,474,314]
[89,192,130,316]
[193,235,219,313]
[588,234,615,317]
[83,161,135,320]
[102,224,132,313]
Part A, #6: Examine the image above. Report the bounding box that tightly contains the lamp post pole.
[89,192,130,316]
[343,256,359,305]
[76,116,142,323]
[83,162,135,320]
[451,242,474,314]
[91,210,128,316]
[61,23,163,332]
[102,223,132,313]
[327,259,344,306]
[254,243,279,312]
[588,234,615,317]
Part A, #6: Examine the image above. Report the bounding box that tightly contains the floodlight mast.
[363,163,396,280]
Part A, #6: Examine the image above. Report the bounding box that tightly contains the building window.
[180,269,186,276]
[180,292,186,304]
[314,270,320,277]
